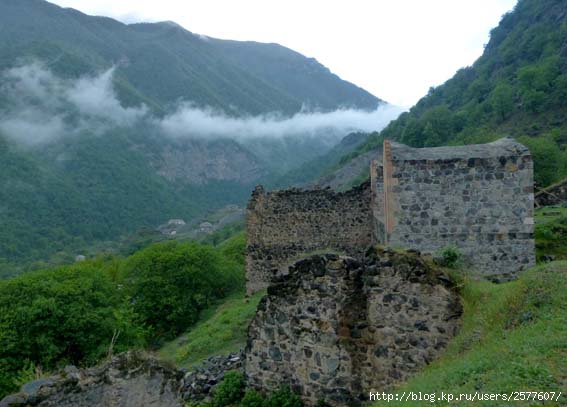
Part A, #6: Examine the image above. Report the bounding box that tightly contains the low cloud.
[0,108,66,146]
[159,103,403,140]
[66,67,147,125]
[0,63,146,145]
[0,63,403,146]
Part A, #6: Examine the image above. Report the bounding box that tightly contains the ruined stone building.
[246,138,535,294]
[244,137,535,405]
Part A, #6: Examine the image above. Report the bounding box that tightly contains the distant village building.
[75,255,86,262]
[167,219,186,226]
[199,222,214,234]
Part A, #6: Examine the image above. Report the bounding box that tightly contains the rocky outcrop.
[153,139,265,186]
[0,351,245,407]
[312,149,380,191]
[181,351,244,403]
[245,248,462,406]
[0,352,184,407]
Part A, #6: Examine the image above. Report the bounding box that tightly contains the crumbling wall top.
[390,138,530,161]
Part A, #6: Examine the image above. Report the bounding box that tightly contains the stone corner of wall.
[245,249,463,406]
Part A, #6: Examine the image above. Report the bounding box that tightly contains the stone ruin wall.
[245,249,462,406]
[243,137,536,405]
[370,160,385,243]
[246,182,374,294]
[382,139,536,281]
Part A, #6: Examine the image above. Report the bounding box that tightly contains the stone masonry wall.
[246,182,373,294]
[384,138,535,281]
[245,249,462,406]
[370,160,385,244]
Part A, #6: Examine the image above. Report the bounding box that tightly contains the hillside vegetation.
[160,290,264,368]
[0,0,388,270]
[377,261,567,406]
[347,0,567,187]
[535,207,567,262]
[0,234,246,398]
[157,255,567,407]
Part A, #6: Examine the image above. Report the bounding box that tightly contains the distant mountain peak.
[1,0,383,115]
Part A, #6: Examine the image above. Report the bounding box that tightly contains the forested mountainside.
[0,0,381,115]
[0,0,390,272]
[346,0,567,187]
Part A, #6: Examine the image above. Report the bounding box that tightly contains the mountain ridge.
[0,0,392,270]
[0,0,384,116]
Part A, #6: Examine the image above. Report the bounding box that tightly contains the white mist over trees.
[0,63,402,146]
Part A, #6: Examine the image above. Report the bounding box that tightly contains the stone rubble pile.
[181,351,244,403]
[0,351,245,407]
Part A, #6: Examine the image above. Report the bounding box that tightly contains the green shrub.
[200,376,303,407]
[12,361,39,389]
[218,232,246,267]
[0,262,142,397]
[436,245,462,268]
[122,241,239,342]
[0,238,245,399]
[265,387,303,407]
[211,371,245,407]
[240,390,265,407]
[535,212,567,261]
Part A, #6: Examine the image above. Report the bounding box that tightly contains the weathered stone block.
[245,249,462,406]
[383,138,535,281]
[246,182,374,294]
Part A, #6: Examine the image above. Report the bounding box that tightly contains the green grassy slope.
[535,207,567,262]
[159,232,262,367]
[158,214,567,406]
[377,261,567,406]
[159,290,264,368]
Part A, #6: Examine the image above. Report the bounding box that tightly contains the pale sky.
[48,0,517,107]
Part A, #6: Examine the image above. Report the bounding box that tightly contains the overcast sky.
[49,0,517,107]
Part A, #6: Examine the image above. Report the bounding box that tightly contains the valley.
[0,0,566,406]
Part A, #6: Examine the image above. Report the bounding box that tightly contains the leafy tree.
[518,135,566,186]
[0,262,142,396]
[122,241,238,342]
[489,83,515,121]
